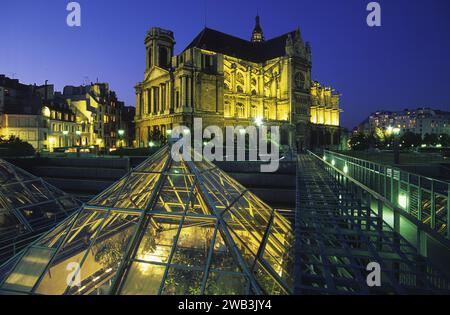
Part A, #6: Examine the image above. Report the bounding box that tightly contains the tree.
[422,133,439,146]
[349,133,370,151]
[439,134,450,147]
[0,136,35,157]
[400,132,422,148]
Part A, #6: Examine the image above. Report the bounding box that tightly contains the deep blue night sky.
[1,0,450,128]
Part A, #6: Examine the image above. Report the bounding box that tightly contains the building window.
[202,54,216,73]
[250,105,257,118]
[224,101,231,117]
[236,103,245,118]
[236,72,244,85]
[236,85,244,93]
[264,106,270,119]
[159,47,169,68]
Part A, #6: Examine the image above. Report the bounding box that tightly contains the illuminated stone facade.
[135,17,342,150]
[0,75,128,151]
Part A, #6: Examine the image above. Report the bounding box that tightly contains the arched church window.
[250,105,257,118]
[236,103,245,118]
[236,85,244,93]
[236,72,245,85]
[264,106,270,119]
[224,101,231,117]
[159,47,168,68]
[251,78,257,86]
[251,90,257,96]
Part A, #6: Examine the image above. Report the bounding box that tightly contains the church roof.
[184,27,297,63]
[0,146,294,295]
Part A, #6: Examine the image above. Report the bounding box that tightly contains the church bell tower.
[145,27,175,71]
[251,15,265,43]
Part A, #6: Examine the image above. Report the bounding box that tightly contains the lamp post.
[387,126,401,164]
[118,129,125,148]
[75,130,82,157]
[62,130,69,148]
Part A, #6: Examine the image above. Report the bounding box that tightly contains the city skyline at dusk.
[2,0,450,129]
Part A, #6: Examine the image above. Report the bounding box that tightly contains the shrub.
[0,136,35,157]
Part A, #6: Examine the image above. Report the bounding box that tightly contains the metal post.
[406,174,411,214]
[431,181,436,230]
[447,184,450,239]
[390,169,394,204]
[417,177,422,221]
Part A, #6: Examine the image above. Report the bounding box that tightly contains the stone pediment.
[143,66,170,83]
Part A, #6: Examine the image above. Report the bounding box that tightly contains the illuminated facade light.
[343,165,349,174]
[331,160,336,166]
[118,129,125,137]
[398,194,408,210]
[254,117,264,127]
[149,141,155,147]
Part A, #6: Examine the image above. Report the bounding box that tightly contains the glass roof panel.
[119,262,166,295]
[113,173,160,210]
[0,159,82,264]
[0,147,295,295]
[204,271,250,295]
[134,215,182,265]
[170,217,216,268]
[208,229,241,272]
[1,247,55,293]
[161,267,204,295]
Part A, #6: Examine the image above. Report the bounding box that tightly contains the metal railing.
[307,150,450,276]
[321,150,450,241]
[299,152,450,293]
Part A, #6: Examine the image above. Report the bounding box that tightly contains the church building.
[134,16,342,150]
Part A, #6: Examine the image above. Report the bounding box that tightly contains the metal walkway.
[294,154,450,294]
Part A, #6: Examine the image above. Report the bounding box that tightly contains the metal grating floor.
[294,155,450,295]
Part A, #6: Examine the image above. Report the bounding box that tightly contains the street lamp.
[62,130,69,147]
[118,129,125,148]
[391,127,401,164]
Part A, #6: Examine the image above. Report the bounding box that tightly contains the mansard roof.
[184,27,298,63]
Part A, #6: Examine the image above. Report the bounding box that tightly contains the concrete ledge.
[34,166,127,180]
[44,177,114,194]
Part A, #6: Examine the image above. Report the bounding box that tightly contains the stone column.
[180,76,185,108]
[169,80,174,112]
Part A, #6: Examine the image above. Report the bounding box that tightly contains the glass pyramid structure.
[0,159,81,264]
[0,147,294,295]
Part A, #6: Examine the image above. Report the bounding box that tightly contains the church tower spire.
[251,14,265,43]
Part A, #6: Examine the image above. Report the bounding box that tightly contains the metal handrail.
[324,150,449,185]
[323,150,450,238]
[307,150,450,253]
